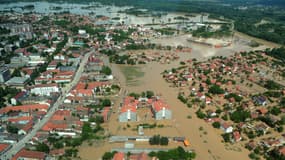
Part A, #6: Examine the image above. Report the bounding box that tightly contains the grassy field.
[119,65,145,86]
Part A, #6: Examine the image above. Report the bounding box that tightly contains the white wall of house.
[31,86,59,96]
[155,108,172,120]
[119,111,137,122]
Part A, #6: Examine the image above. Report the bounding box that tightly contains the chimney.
[162,107,166,118]
[127,109,131,120]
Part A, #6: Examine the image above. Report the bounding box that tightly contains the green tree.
[149,135,160,145]
[230,107,250,123]
[7,125,19,134]
[101,66,112,75]
[212,122,221,128]
[35,142,50,153]
[102,99,111,106]
[160,137,169,145]
[146,90,154,98]
[222,133,231,142]
[208,85,225,94]
[12,68,21,77]
[81,122,92,140]
[102,151,117,160]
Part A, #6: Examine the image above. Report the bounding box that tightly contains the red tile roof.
[278,147,285,156]
[87,81,110,89]
[152,100,170,112]
[121,104,136,113]
[233,131,241,142]
[42,122,67,131]
[129,152,148,160]
[113,152,125,160]
[13,91,26,99]
[31,83,58,88]
[74,89,93,96]
[74,82,86,90]
[124,96,136,105]
[50,148,65,156]
[257,108,268,115]
[8,116,32,123]
[12,149,45,160]
[55,71,74,77]
[76,106,89,112]
[51,110,71,121]
[101,107,110,121]
[0,143,9,153]
[0,104,49,114]
[21,120,33,132]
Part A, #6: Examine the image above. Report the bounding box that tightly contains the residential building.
[0,66,10,83]
[151,100,172,120]
[9,56,29,68]
[5,77,29,87]
[220,123,233,133]
[119,104,137,122]
[28,54,45,66]
[12,149,46,160]
[30,83,60,96]
[0,104,49,115]
[113,152,125,160]
[0,143,11,156]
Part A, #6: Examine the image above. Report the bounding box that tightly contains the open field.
[119,65,145,86]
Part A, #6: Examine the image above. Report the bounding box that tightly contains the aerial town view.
[0,0,285,160]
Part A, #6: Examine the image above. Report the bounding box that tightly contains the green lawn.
[119,65,144,86]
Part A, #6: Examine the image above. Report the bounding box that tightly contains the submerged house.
[151,100,172,120]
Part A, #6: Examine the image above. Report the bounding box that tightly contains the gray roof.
[6,77,29,85]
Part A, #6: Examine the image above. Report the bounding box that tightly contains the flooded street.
[79,51,251,160]
[78,32,279,159]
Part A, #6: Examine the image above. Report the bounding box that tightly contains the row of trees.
[149,146,196,160]
[129,90,154,99]
[149,135,169,145]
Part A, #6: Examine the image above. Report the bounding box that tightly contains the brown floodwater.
[78,33,277,160]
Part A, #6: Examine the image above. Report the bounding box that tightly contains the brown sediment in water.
[78,34,276,160]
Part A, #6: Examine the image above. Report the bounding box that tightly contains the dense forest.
[3,0,285,44]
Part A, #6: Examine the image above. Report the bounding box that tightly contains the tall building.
[0,66,11,83]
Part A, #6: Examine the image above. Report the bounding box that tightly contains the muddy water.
[78,26,279,160]
[121,59,250,160]
[79,52,250,160]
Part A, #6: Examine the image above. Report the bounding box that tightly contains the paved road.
[0,49,93,160]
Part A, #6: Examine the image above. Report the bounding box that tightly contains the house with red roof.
[8,116,32,124]
[0,143,10,156]
[42,122,68,132]
[113,152,125,160]
[12,149,46,160]
[129,152,149,160]
[119,104,137,122]
[50,148,65,157]
[0,104,49,114]
[233,131,242,142]
[220,122,233,133]
[151,100,172,120]
[101,107,111,122]
[10,91,27,105]
[278,146,285,157]
[18,120,34,135]
[54,71,74,79]
[47,60,57,70]
[73,89,94,97]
